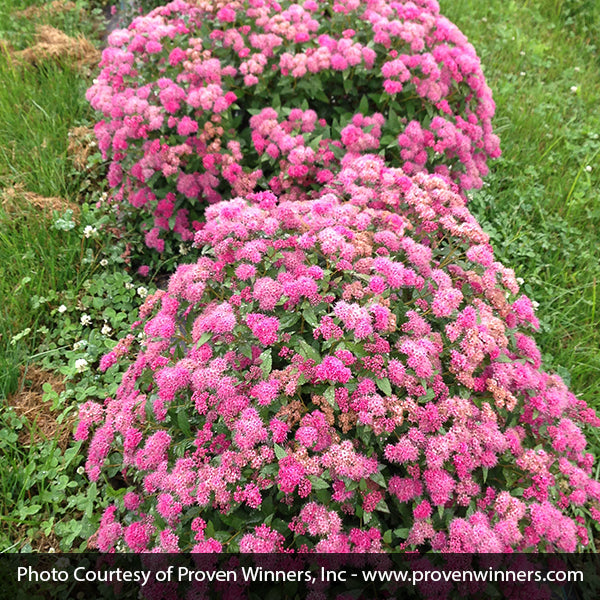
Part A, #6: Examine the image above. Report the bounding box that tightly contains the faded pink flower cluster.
[79,158,600,552]
[87,0,500,251]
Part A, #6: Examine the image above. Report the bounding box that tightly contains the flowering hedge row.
[87,0,500,253]
[79,156,600,552]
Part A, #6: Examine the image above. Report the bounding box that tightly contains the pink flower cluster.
[87,0,500,251]
[80,159,600,552]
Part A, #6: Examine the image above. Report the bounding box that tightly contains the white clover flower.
[58,304,67,313]
[532,300,540,309]
[137,286,148,298]
[100,258,109,267]
[520,71,526,76]
[83,225,97,239]
[574,67,580,72]
[585,165,592,172]
[179,243,189,256]
[80,313,92,326]
[73,340,87,351]
[516,277,525,285]
[519,51,525,56]
[101,323,112,336]
[75,358,88,373]
[570,86,578,93]
[125,282,135,290]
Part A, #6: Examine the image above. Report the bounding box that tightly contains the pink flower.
[253,277,284,311]
[217,7,236,23]
[315,356,351,383]
[124,521,152,552]
[424,469,455,506]
[246,313,280,345]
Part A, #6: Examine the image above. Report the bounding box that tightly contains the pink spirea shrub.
[87,0,500,252]
[79,157,600,552]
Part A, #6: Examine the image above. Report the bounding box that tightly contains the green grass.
[443,0,600,408]
[0,57,92,397]
[0,0,107,397]
[0,202,91,398]
[0,58,90,198]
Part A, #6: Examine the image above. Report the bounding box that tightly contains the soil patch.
[13,524,62,553]
[7,366,74,451]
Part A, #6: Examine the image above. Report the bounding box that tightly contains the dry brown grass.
[67,125,96,171]
[6,366,74,451]
[1,183,80,219]
[16,25,100,68]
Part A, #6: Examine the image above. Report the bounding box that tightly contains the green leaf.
[358,95,369,115]
[482,466,488,484]
[205,520,215,538]
[145,396,155,421]
[376,500,390,514]
[342,76,353,94]
[388,105,399,128]
[370,470,387,489]
[297,338,321,363]
[309,476,329,490]
[177,409,192,438]
[315,488,330,505]
[302,306,318,328]
[239,344,253,359]
[274,444,287,460]
[313,88,330,103]
[258,349,272,377]
[376,378,392,397]
[280,313,300,329]
[383,529,392,545]
[196,331,212,347]
[494,353,514,364]
[380,133,397,148]
[323,386,336,407]
[19,504,42,516]
[394,528,409,539]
